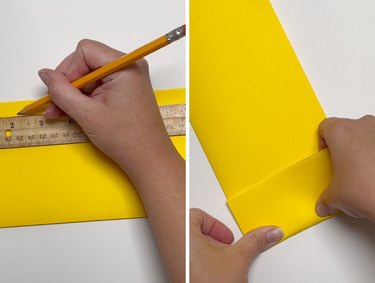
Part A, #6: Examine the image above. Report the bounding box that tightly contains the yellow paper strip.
[0,88,185,228]
[191,0,326,199]
[191,0,329,238]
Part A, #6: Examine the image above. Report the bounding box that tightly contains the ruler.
[0,104,185,149]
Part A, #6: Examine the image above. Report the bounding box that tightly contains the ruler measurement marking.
[0,104,185,149]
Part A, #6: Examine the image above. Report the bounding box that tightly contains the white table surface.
[0,1,185,282]
[190,1,375,282]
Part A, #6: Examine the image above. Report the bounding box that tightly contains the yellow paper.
[191,0,329,238]
[228,150,332,238]
[0,88,185,228]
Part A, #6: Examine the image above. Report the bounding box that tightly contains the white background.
[0,0,184,282]
[190,0,375,282]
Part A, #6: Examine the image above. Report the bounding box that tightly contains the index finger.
[318,117,341,148]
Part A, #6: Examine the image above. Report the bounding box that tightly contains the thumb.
[38,68,99,123]
[232,226,284,263]
[315,187,338,217]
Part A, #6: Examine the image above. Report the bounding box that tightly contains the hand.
[39,39,185,283]
[316,115,375,222]
[39,39,178,183]
[190,208,283,283]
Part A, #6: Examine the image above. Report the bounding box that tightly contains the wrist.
[116,140,185,193]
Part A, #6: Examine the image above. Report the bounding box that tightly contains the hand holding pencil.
[18,25,186,115]
[37,38,185,282]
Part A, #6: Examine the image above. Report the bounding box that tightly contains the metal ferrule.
[166,25,186,43]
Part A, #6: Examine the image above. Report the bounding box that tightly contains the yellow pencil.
[18,25,186,115]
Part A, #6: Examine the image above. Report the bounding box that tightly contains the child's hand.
[316,115,375,222]
[190,208,283,283]
[39,39,177,183]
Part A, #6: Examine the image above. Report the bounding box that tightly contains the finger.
[319,117,356,150]
[55,53,75,75]
[315,187,339,217]
[57,53,100,94]
[44,102,63,119]
[81,81,101,95]
[317,186,365,218]
[190,208,234,244]
[318,117,341,145]
[63,39,125,83]
[38,68,99,123]
[232,226,283,262]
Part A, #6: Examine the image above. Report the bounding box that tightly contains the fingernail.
[316,201,336,217]
[265,228,284,245]
[38,70,50,85]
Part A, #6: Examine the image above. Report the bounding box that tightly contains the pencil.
[18,24,186,115]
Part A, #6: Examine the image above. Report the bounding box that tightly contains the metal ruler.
[0,104,185,149]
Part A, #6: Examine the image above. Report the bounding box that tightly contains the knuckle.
[360,115,375,126]
[248,232,267,253]
[77,38,91,47]
[361,114,375,120]
[47,77,59,95]
[76,38,95,51]
[136,58,149,70]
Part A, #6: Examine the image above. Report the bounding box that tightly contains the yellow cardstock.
[190,0,330,239]
[228,150,332,238]
[0,88,185,228]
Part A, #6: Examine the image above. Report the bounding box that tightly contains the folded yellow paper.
[0,88,185,228]
[191,0,329,239]
[228,150,332,238]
